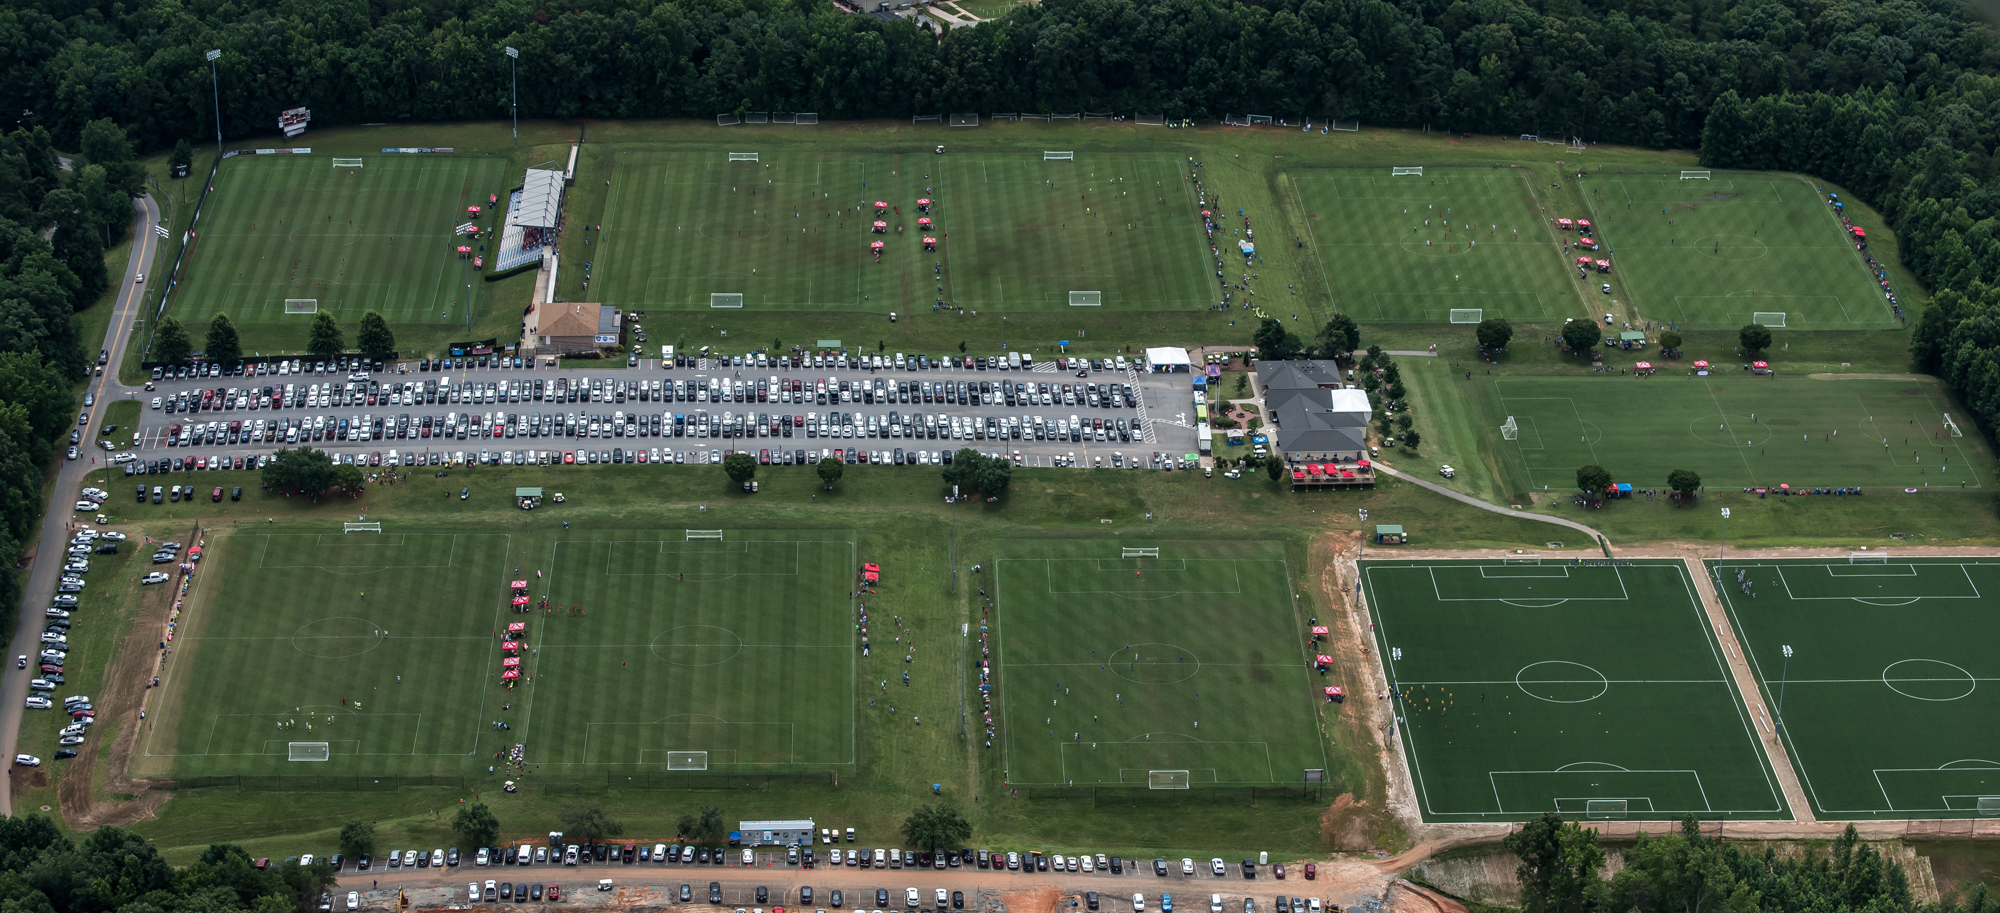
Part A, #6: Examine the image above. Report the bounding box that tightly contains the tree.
[1657,330,1683,355]
[1253,317,1302,361]
[153,316,192,365]
[307,313,345,360]
[169,139,193,175]
[1316,313,1360,358]
[816,456,844,488]
[337,821,375,860]
[1476,316,1513,351]
[557,803,624,842]
[452,803,500,848]
[332,463,364,493]
[943,449,1010,499]
[900,804,973,851]
[1403,429,1421,449]
[1576,464,1611,499]
[1504,812,1604,913]
[355,311,396,359]
[206,313,241,364]
[1559,320,1600,358]
[1667,469,1701,499]
[261,446,335,496]
[673,805,727,844]
[1265,454,1283,480]
[723,451,757,485]
[1739,323,1773,353]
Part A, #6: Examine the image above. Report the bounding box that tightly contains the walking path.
[1369,463,1609,546]
[1680,556,1818,823]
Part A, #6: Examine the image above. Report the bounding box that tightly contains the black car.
[329,855,343,871]
[680,885,692,903]
[709,883,722,904]
[953,892,965,909]
[1087,894,1100,911]
[800,887,813,905]
[877,889,890,907]
[1242,860,1257,878]
[756,887,768,904]
[358,855,371,871]
[136,485,146,502]
[499,883,512,901]
[447,847,459,866]
[530,885,542,902]
[830,890,844,908]
[230,486,242,501]
[1156,859,1170,877]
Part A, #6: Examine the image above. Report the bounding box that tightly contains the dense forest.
[0,815,337,913]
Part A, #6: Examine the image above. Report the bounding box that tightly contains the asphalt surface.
[1,193,161,814]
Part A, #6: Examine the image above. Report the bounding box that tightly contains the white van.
[1007,351,1022,370]
[1115,355,1128,371]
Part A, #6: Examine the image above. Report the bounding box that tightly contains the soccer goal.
[286,298,319,314]
[1752,312,1786,327]
[1680,170,1712,180]
[1246,115,1274,125]
[1585,798,1628,819]
[1135,114,1166,126]
[1121,547,1160,558]
[715,113,741,126]
[1945,413,1964,437]
[1328,120,1360,132]
[913,114,944,125]
[1977,796,2000,817]
[796,113,819,125]
[1044,151,1074,161]
[727,152,759,162]
[686,529,724,541]
[289,741,331,761]
[1148,770,1191,789]
[332,158,363,169]
[1392,166,1423,176]
[1849,551,1889,564]
[1450,308,1483,324]
[1501,416,1519,441]
[1069,291,1102,307]
[1503,554,1542,565]
[667,751,709,771]
[744,112,770,124]
[711,293,744,309]
[951,114,979,127]
[344,522,381,533]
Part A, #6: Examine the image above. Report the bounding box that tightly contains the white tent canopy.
[508,169,565,230]
[1145,346,1192,371]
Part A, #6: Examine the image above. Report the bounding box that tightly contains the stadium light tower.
[1778,644,1794,732]
[505,47,519,148]
[1719,507,1730,560]
[205,49,223,155]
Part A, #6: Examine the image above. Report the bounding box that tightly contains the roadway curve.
[1,193,162,815]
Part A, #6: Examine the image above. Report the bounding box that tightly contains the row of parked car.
[150,356,386,383]
[14,521,129,764]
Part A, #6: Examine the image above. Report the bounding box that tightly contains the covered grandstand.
[495,168,564,272]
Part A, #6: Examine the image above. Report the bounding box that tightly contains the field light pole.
[205,49,223,155]
[505,47,519,148]
[1719,507,1729,560]
[1778,644,1793,733]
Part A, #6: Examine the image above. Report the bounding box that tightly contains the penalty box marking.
[1425,566,1632,601]
[1774,563,1981,601]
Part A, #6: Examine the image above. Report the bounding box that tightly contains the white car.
[1182,859,1196,876]
[101,531,126,542]
[151,397,162,409]
[1211,859,1226,876]
[14,755,40,766]
[476,848,489,866]
[906,888,920,908]
[74,500,98,511]
[1212,897,1224,913]
[142,572,171,585]
[352,892,363,910]
[1135,896,1147,913]
[24,697,51,710]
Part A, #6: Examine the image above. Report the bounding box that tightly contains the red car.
[564,452,575,464]
[1303,864,1316,881]
[211,487,223,502]
[545,886,560,902]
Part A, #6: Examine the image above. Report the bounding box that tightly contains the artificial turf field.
[993,539,1327,788]
[1361,559,1789,822]
[1484,373,1988,492]
[138,527,854,778]
[1290,167,1580,323]
[589,150,1213,313]
[1716,558,2000,820]
[171,155,513,352]
[1577,171,1893,330]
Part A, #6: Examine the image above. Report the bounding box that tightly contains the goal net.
[1752,312,1786,327]
[1945,413,1963,437]
[1246,115,1273,125]
[1135,114,1165,126]
[727,152,759,162]
[289,742,331,761]
[795,113,819,125]
[1849,551,1889,564]
[1121,548,1160,558]
[344,522,381,533]
[715,113,741,126]
[1328,120,1360,132]
[1450,308,1483,324]
[1978,796,2000,816]
[711,293,744,309]
[1503,555,1542,564]
[686,530,724,540]
[1585,799,1628,819]
[332,158,363,168]
[1501,416,1519,441]
[1392,166,1423,176]
[1680,170,1712,180]
[286,299,319,314]
[1148,770,1191,789]
[1070,291,1102,307]
[1044,151,1074,161]
[951,114,979,127]
[667,751,709,771]
[913,114,944,125]
[744,112,769,124]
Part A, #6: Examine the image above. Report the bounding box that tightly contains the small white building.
[1144,346,1193,372]
[739,819,817,846]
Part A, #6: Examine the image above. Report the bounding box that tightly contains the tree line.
[0,815,337,913]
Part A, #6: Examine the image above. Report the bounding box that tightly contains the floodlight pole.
[1778,644,1793,733]
[949,484,958,595]
[205,49,223,155]
[505,47,519,148]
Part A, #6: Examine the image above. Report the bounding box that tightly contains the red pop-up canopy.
[917,217,932,228]
[1576,256,1593,265]
[864,563,880,572]
[917,198,931,206]
[468,206,482,214]
[1577,219,1592,230]
[1557,218,1575,229]
[1594,259,1610,269]
[874,201,888,209]
[508,622,526,632]
[503,656,521,667]
[1311,626,1330,636]
[512,595,529,605]
[872,221,887,232]
[870,240,885,250]
[501,669,520,680]
[922,236,937,246]
[502,641,521,652]
[1201,210,1211,217]
[1753,360,1770,368]
[1636,361,1652,369]
[457,245,472,253]
[511,580,528,589]
[1850,226,1867,237]
[1693,360,1710,368]
[1324,686,1343,696]
[863,571,879,581]
[1315,654,1333,664]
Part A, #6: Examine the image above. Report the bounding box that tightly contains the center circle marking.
[1515,661,1609,703]
[1108,643,1200,684]
[651,625,744,667]
[1882,658,1975,701]
[292,617,387,658]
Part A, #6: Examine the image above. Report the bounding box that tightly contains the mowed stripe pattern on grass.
[1363,559,1788,821]
[171,156,511,350]
[1292,168,1578,323]
[525,531,855,771]
[996,539,1326,787]
[1718,558,2000,819]
[143,531,516,778]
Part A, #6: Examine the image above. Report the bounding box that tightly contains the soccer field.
[1486,374,1987,492]
[1361,558,1789,822]
[171,155,514,352]
[138,527,854,779]
[589,149,1213,313]
[1291,167,1579,323]
[1576,172,1892,329]
[994,540,1326,788]
[1717,557,2000,819]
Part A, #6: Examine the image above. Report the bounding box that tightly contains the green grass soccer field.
[1717,557,2000,820]
[994,540,1327,788]
[588,149,1213,313]
[1577,172,1893,330]
[1291,167,1579,323]
[170,155,514,352]
[1485,374,1987,492]
[139,527,854,779]
[1361,558,1788,822]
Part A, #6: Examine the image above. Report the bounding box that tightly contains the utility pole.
[205,50,224,155]
[505,47,520,148]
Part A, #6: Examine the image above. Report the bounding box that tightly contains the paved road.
[2,193,161,814]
